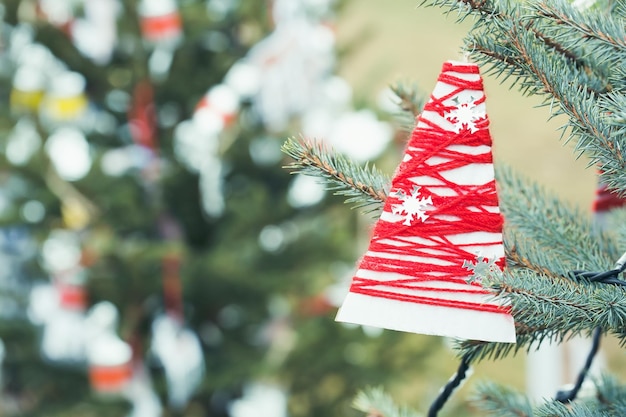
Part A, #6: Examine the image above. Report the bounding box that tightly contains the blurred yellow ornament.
[11,67,45,114]
[62,197,91,230]
[40,71,89,125]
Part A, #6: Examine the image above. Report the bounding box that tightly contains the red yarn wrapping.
[593,180,626,213]
[349,62,509,315]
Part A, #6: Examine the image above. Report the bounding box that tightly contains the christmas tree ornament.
[592,172,626,229]
[84,301,133,396]
[61,196,93,230]
[138,0,183,81]
[199,154,225,217]
[173,120,201,171]
[336,61,516,343]
[45,127,92,181]
[190,86,232,216]
[71,0,120,65]
[10,66,46,114]
[35,231,88,365]
[128,80,157,150]
[36,0,77,32]
[87,333,134,395]
[193,84,240,134]
[150,256,205,409]
[137,0,182,47]
[38,274,86,365]
[243,0,336,132]
[124,362,163,417]
[28,283,60,326]
[150,314,205,410]
[39,71,89,127]
[174,106,226,217]
[39,292,86,364]
[54,268,88,312]
[224,61,261,100]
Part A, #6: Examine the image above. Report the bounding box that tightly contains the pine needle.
[281,137,389,213]
[353,387,422,417]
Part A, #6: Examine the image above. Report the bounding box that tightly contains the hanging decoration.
[128,80,158,151]
[173,83,240,217]
[592,172,626,229]
[39,71,90,129]
[84,301,133,395]
[10,66,46,115]
[31,230,88,365]
[336,61,516,343]
[137,0,183,81]
[150,255,205,410]
[71,0,120,65]
[173,0,391,218]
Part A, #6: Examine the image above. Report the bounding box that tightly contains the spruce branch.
[595,374,626,410]
[281,137,389,212]
[478,23,626,193]
[496,165,618,271]
[531,0,626,53]
[459,267,626,362]
[388,82,427,132]
[419,0,501,21]
[353,387,421,417]
[615,1,626,19]
[471,382,533,417]
[471,380,626,417]
[389,82,426,120]
[535,401,602,417]
[505,238,573,282]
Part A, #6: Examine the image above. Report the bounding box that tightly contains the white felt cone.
[336,61,516,343]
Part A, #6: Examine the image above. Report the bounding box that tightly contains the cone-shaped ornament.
[336,61,516,343]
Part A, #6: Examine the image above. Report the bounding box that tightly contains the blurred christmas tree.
[284,0,626,416]
[0,0,447,416]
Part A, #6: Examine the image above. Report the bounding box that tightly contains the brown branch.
[506,245,570,282]
[287,141,388,203]
[535,4,626,49]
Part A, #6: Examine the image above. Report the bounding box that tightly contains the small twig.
[282,138,389,205]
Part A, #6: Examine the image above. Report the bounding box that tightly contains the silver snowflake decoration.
[463,255,500,283]
[391,185,433,226]
[446,96,486,133]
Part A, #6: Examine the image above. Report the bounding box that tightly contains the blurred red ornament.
[128,80,157,150]
[138,0,182,45]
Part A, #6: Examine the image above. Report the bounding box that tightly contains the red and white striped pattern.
[336,61,516,343]
[593,173,626,229]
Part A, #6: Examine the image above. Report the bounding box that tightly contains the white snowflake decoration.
[446,96,485,133]
[462,254,500,283]
[391,185,433,225]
